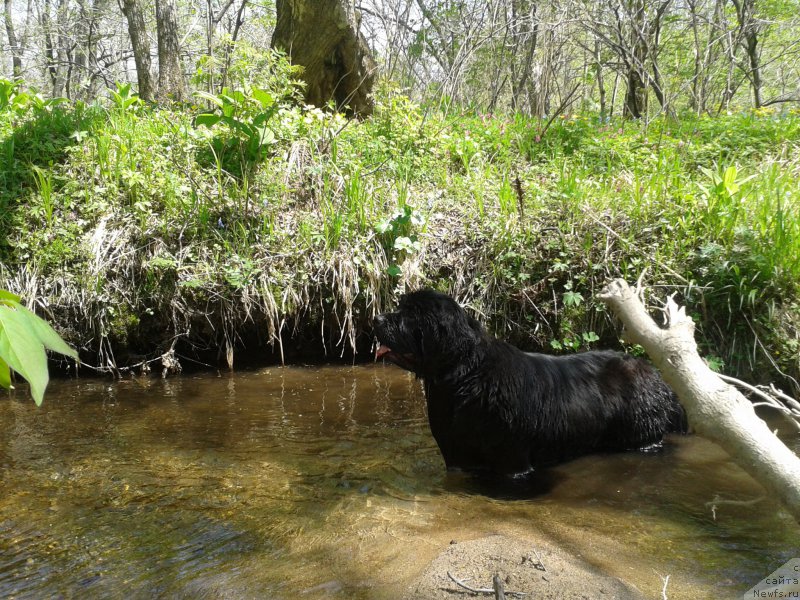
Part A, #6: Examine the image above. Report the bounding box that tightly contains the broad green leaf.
[193,91,224,109]
[252,88,274,109]
[194,113,222,128]
[0,357,11,390]
[258,127,275,146]
[253,106,279,127]
[0,305,49,405]
[15,304,78,360]
[220,116,254,137]
[0,290,21,304]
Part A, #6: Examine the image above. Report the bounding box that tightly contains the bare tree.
[730,0,763,108]
[155,0,186,101]
[4,0,23,74]
[120,0,154,100]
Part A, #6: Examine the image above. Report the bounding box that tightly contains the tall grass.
[1,85,798,384]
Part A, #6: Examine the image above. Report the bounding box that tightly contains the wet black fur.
[374,289,687,476]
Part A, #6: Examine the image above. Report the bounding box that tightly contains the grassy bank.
[1,78,799,387]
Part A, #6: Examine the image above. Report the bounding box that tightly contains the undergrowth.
[1,74,799,389]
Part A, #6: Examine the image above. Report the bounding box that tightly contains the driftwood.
[598,279,800,524]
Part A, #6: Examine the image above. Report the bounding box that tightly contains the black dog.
[374,289,687,476]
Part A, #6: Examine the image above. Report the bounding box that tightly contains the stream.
[0,364,797,598]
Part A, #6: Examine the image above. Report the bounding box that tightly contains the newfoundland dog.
[374,289,687,476]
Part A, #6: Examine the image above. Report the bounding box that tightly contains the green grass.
[1,79,799,386]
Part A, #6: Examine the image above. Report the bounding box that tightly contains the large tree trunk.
[121,0,155,101]
[271,0,377,116]
[4,0,23,75]
[599,279,800,524]
[155,0,187,102]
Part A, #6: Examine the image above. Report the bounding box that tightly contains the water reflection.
[0,365,797,599]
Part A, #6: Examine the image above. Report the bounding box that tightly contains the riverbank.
[1,80,799,386]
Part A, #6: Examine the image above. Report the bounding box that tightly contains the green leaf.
[0,290,21,304]
[387,264,402,277]
[0,305,49,405]
[14,304,78,360]
[0,295,77,405]
[0,357,11,390]
[252,106,279,127]
[252,88,275,108]
[562,291,584,307]
[194,113,222,128]
[220,116,254,137]
[258,126,275,146]
[194,91,225,109]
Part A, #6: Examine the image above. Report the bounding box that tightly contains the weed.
[1,79,799,385]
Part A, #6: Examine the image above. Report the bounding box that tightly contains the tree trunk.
[687,0,704,114]
[271,0,377,116]
[510,0,538,113]
[593,37,606,118]
[731,0,762,108]
[121,0,155,101]
[623,0,648,118]
[156,0,187,102]
[743,27,762,108]
[599,279,800,525]
[623,67,646,118]
[4,0,23,75]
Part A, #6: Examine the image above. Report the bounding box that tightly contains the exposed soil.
[403,534,645,600]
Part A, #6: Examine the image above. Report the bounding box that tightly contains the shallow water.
[0,364,797,599]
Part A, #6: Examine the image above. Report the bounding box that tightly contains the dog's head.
[373,289,484,377]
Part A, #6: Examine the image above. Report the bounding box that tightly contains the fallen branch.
[659,573,670,600]
[717,374,800,433]
[446,571,526,598]
[598,279,800,524]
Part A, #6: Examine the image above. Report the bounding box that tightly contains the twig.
[659,573,670,600]
[585,212,689,284]
[446,572,526,598]
[538,83,581,138]
[704,494,765,520]
[718,374,800,433]
[530,547,547,572]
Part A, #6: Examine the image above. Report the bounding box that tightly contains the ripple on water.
[0,365,797,599]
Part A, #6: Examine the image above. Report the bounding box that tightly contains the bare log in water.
[598,279,800,524]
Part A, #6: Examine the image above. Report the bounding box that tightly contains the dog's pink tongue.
[375,344,392,359]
